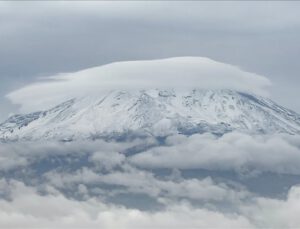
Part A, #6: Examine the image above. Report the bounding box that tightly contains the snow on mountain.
[1,89,300,141]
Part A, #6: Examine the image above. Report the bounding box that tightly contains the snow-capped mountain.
[1,89,300,141]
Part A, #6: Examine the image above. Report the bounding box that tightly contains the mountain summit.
[1,89,300,141]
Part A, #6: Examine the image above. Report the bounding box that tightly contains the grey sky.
[0,1,300,121]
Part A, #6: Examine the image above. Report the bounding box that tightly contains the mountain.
[1,89,300,141]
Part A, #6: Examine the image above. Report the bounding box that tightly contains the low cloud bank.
[0,179,253,229]
[2,132,300,175]
[0,138,152,171]
[0,179,300,228]
[6,57,271,112]
[130,132,300,175]
[1,132,300,228]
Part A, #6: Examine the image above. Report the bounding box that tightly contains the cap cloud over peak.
[6,57,271,112]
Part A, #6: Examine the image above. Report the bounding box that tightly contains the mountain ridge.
[1,89,300,141]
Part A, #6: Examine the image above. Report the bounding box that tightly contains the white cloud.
[0,139,136,171]
[130,132,300,175]
[0,179,254,229]
[44,166,247,203]
[241,185,300,228]
[88,151,125,171]
[6,57,271,112]
[1,134,300,228]
[1,178,300,228]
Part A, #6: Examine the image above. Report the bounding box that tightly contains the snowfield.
[1,89,300,141]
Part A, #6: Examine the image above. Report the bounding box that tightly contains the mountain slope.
[1,89,300,141]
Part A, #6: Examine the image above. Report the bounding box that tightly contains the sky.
[1,1,300,121]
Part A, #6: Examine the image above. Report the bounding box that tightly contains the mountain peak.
[1,89,300,141]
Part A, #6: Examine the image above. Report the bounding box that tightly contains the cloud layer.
[130,132,300,175]
[6,57,271,112]
[0,177,300,228]
[1,131,300,228]
[0,179,255,229]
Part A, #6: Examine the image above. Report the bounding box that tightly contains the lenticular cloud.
[6,57,271,112]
